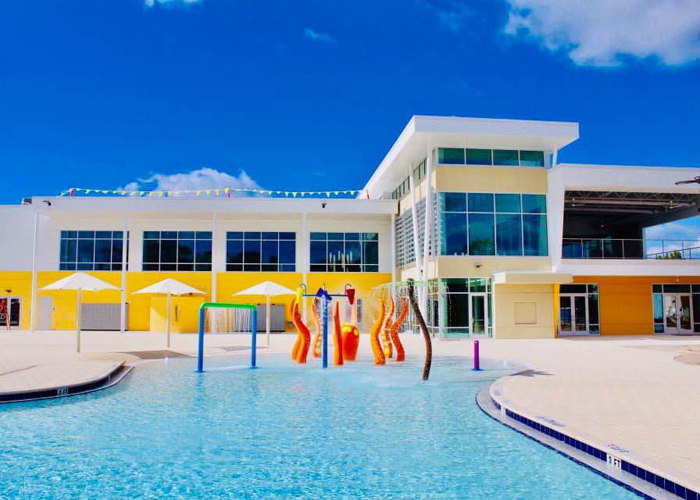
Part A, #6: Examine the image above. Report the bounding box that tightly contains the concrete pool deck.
[1,330,699,493]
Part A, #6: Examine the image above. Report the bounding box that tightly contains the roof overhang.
[364,115,579,198]
[493,271,573,285]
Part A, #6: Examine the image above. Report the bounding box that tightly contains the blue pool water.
[0,355,638,499]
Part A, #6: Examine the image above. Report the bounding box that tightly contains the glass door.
[0,297,21,329]
[664,294,693,334]
[470,293,488,336]
[559,294,588,335]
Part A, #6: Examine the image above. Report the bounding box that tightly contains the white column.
[390,212,396,289]
[407,164,423,279]
[552,148,559,168]
[120,213,128,333]
[29,211,39,333]
[301,212,308,322]
[422,145,434,315]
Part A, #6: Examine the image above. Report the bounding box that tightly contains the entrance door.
[38,296,53,331]
[0,297,21,329]
[559,294,588,335]
[470,293,488,336]
[663,294,693,334]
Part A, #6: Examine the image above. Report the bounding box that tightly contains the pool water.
[0,355,638,499]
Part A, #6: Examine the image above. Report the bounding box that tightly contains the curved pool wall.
[0,355,640,499]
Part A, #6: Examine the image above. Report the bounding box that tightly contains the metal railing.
[562,238,700,260]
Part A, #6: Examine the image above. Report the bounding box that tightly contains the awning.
[493,271,573,285]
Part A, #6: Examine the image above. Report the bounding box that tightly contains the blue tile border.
[478,386,699,500]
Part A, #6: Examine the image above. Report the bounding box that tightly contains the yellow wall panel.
[435,166,548,194]
[493,283,556,339]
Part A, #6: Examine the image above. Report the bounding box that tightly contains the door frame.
[0,296,22,330]
[662,292,693,334]
[469,292,488,337]
[559,293,589,336]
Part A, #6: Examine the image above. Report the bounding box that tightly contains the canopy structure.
[41,272,120,353]
[234,281,296,345]
[134,278,205,348]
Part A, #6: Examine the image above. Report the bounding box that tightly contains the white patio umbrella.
[41,272,120,353]
[133,278,205,348]
[234,281,296,346]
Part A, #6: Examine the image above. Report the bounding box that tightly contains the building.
[1,115,698,338]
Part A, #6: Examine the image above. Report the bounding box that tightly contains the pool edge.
[0,363,134,404]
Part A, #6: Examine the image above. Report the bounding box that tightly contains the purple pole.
[472,340,481,371]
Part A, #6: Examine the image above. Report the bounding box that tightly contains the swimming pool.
[1,355,638,499]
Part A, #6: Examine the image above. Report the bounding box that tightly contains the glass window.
[142,231,212,271]
[438,148,465,165]
[309,232,379,272]
[468,193,494,213]
[653,294,664,324]
[522,194,547,214]
[468,214,495,256]
[442,213,468,256]
[561,284,587,294]
[663,284,691,293]
[466,149,491,165]
[588,294,599,325]
[519,150,545,167]
[495,194,521,213]
[493,150,519,166]
[496,214,522,256]
[60,230,127,271]
[440,192,466,212]
[523,215,548,256]
[226,232,295,272]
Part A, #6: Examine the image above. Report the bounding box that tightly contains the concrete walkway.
[1,330,699,491]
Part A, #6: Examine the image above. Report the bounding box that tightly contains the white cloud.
[120,167,263,195]
[503,0,700,66]
[644,218,700,257]
[419,1,473,32]
[145,0,203,8]
[303,28,336,44]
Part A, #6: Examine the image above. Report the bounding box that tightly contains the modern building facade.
[1,115,698,338]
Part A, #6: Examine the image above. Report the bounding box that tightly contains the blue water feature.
[0,355,638,499]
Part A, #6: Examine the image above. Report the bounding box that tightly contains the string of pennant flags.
[61,187,369,199]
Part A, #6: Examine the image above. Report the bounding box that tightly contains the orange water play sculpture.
[390,296,408,362]
[333,302,343,366]
[290,298,310,363]
[311,298,322,358]
[340,286,360,361]
[370,298,386,365]
[381,294,394,358]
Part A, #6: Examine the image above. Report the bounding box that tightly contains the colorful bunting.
[61,187,365,199]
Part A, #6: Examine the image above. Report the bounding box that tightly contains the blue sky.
[1,0,699,237]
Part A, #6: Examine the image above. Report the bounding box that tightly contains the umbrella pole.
[266,295,271,346]
[166,292,172,349]
[76,288,82,353]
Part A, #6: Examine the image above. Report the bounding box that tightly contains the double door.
[662,293,693,334]
[559,294,588,335]
[0,297,21,329]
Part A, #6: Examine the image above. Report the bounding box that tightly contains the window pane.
[523,215,548,256]
[143,240,159,263]
[345,241,362,265]
[279,241,296,265]
[447,293,469,328]
[244,240,260,264]
[363,233,378,241]
[60,239,77,263]
[520,150,545,167]
[693,294,700,324]
[496,214,522,256]
[310,241,326,264]
[495,194,521,213]
[244,232,261,239]
[262,240,279,264]
[77,239,94,263]
[226,240,243,264]
[561,284,586,293]
[493,150,519,166]
[466,149,491,165]
[262,232,278,240]
[78,231,95,239]
[363,241,379,265]
[196,231,212,240]
[96,231,111,239]
[280,232,296,240]
[468,193,494,213]
[588,294,599,324]
[160,240,177,263]
[95,239,112,263]
[440,192,466,212]
[663,284,691,293]
[441,213,467,256]
[468,214,495,255]
[227,231,243,240]
[161,231,177,240]
[438,148,465,165]
[345,232,360,241]
[522,194,547,214]
[144,231,160,239]
[653,294,663,324]
[444,278,468,294]
[195,264,212,272]
[179,231,195,239]
[111,239,123,264]
[178,264,194,271]
[310,232,326,240]
[328,233,344,240]
[143,263,159,271]
[178,239,195,263]
[328,241,344,271]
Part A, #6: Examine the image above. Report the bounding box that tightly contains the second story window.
[60,231,127,271]
[436,148,545,167]
[440,193,548,257]
[142,231,212,271]
[226,232,296,272]
[310,232,379,272]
